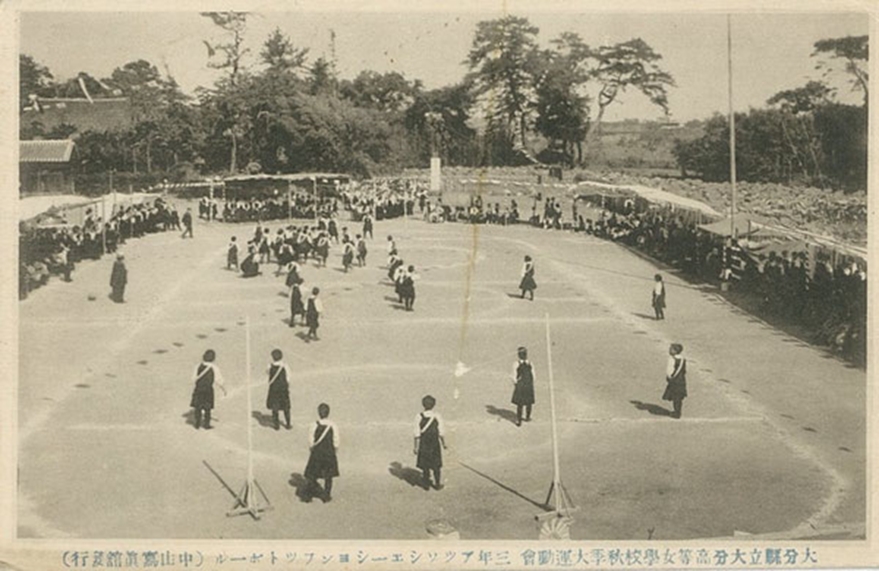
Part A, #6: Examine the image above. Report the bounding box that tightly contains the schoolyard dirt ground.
[17,203,865,540]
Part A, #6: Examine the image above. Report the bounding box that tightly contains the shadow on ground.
[629,399,672,417]
[389,461,427,490]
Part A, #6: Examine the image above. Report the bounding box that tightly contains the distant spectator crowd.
[19,198,179,299]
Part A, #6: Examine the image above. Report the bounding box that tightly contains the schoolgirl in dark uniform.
[414,395,446,490]
[511,346,535,426]
[190,350,227,429]
[304,403,340,502]
[519,256,537,300]
[265,349,291,430]
[662,343,687,418]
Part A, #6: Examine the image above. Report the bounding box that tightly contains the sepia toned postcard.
[0,0,875,569]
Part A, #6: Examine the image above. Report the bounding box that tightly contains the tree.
[466,15,541,153]
[260,28,309,76]
[404,82,477,165]
[19,54,55,108]
[308,57,337,96]
[590,38,675,140]
[201,11,251,173]
[201,12,250,86]
[532,33,593,164]
[813,35,868,103]
[340,70,421,114]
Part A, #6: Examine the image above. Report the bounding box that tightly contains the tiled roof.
[21,97,134,133]
[20,140,75,163]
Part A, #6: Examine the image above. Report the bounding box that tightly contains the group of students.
[385,235,417,311]
[188,348,449,499]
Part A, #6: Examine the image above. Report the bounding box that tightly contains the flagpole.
[727,14,737,240]
[545,313,561,503]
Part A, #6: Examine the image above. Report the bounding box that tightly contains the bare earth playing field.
[18,203,865,540]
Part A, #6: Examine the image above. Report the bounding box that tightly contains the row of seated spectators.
[580,201,867,366]
[411,184,866,366]
[201,188,417,224]
[19,198,179,299]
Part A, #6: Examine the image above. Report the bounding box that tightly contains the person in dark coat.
[227,237,239,270]
[265,349,291,430]
[110,254,128,303]
[519,256,537,300]
[181,208,193,239]
[304,403,340,502]
[652,273,666,320]
[662,343,687,419]
[414,395,446,490]
[305,287,323,340]
[189,349,227,429]
[511,346,535,426]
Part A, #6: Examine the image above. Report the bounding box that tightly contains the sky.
[19,8,869,123]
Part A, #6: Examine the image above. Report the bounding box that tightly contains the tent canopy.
[697,214,772,238]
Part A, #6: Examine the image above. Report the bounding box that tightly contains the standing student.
[386,235,396,265]
[304,403,339,502]
[356,234,368,267]
[400,265,416,311]
[189,349,227,430]
[265,349,292,430]
[181,208,194,239]
[315,232,330,267]
[227,236,239,270]
[110,254,128,303]
[511,346,535,426]
[341,238,355,272]
[652,274,666,320]
[305,287,324,340]
[362,212,373,239]
[519,255,537,300]
[414,395,446,490]
[289,278,305,327]
[662,343,687,419]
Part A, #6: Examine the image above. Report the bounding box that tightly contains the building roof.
[21,97,134,133]
[20,140,75,163]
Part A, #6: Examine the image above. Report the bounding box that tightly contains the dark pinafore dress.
[519,262,537,292]
[266,363,290,411]
[416,413,442,470]
[304,422,339,479]
[662,356,688,402]
[190,363,215,411]
[511,360,535,406]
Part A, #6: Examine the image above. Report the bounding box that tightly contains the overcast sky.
[19,8,869,122]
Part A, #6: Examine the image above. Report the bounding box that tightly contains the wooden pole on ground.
[227,315,272,520]
[540,312,577,518]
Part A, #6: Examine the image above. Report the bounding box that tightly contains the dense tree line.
[19,14,866,192]
[673,37,868,192]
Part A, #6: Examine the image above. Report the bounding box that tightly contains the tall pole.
[245,315,254,488]
[545,313,561,506]
[101,198,107,255]
[287,181,293,220]
[727,14,737,240]
[313,178,318,223]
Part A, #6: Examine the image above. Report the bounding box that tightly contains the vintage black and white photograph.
[7,0,873,561]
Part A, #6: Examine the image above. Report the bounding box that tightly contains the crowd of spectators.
[416,184,867,365]
[19,198,179,299]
